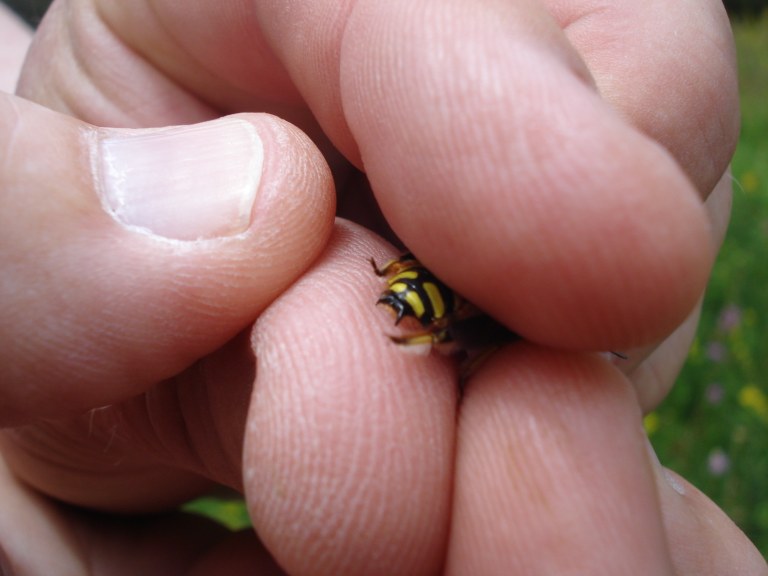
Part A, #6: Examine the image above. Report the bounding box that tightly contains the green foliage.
[649,14,768,557]
[183,496,251,531]
[725,0,768,19]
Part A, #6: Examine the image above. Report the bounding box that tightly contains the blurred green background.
[4,0,767,558]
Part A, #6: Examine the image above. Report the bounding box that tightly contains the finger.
[628,297,703,412]
[245,221,455,576]
[447,347,675,575]
[551,0,739,195]
[0,331,253,511]
[0,454,286,576]
[17,0,305,128]
[0,94,334,425]
[622,169,733,411]
[0,3,32,93]
[646,448,768,575]
[334,0,715,350]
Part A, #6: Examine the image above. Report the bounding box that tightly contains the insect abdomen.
[378,267,456,326]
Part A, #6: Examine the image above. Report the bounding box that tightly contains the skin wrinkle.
[0,95,24,176]
[66,2,142,123]
[500,374,632,519]
[558,1,738,195]
[452,352,672,575]
[250,296,344,566]
[247,224,454,575]
[253,0,361,160]
[339,0,713,350]
[97,0,306,121]
[259,304,366,555]
[56,1,218,125]
[137,3,259,114]
[167,377,226,480]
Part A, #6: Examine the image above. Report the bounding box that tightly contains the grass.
[183,495,252,531]
[185,13,768,558]
[648,13,768,556]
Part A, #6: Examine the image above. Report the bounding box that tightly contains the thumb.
[0,94,334,425]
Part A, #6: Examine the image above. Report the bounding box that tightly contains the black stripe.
[394,268,454,325]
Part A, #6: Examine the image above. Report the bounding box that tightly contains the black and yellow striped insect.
[371,252,519,356]
[372,252,628,363]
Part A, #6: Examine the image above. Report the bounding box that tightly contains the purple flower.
[717,304,742,333]
[705,341,728,363]
[707,449,730,477]
[705,383,725,405]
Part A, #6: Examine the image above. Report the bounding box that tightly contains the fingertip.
[448,346,674,574]
[0,98,334,423]
[649,458,768,575]
[245,221,455,575]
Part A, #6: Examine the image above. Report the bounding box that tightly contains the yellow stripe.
[403,289,426,319]
[423,282,446,319]
[389,270,419,284]
[391,281,425,318]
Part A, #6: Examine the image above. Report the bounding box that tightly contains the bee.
[372,252,627,363]
[371,252,519,357]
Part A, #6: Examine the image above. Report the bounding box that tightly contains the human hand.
[2,1,764,575]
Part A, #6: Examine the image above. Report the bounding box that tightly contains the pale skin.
[0,0,764,574]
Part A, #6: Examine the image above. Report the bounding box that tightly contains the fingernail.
[662,468,687,496]
[94,117,264,240]
[646,437,686,495]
